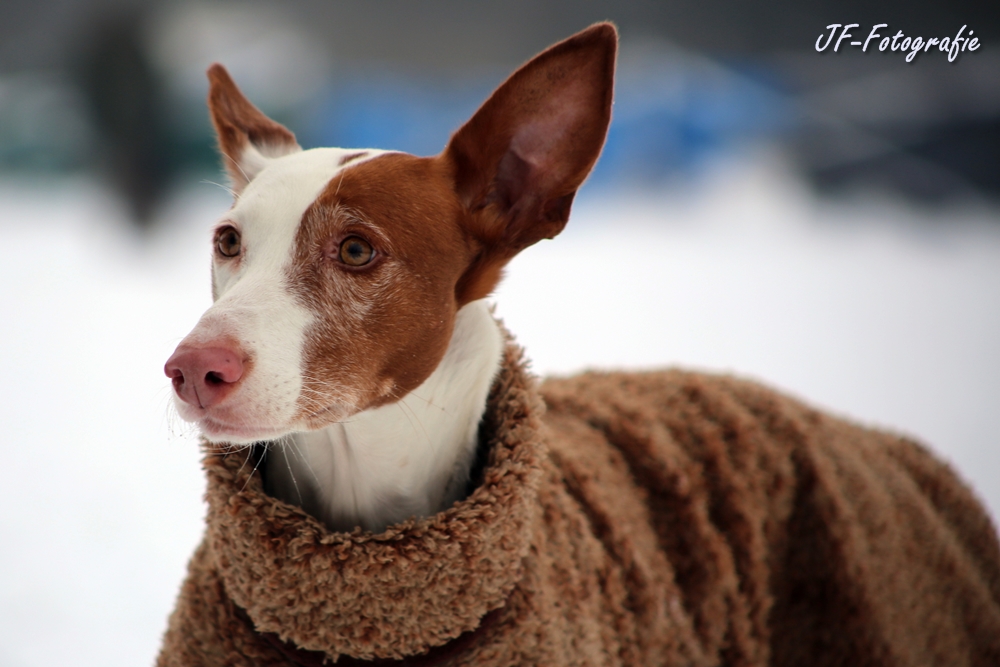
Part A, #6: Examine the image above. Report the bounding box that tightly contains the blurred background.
[1,1,998,665]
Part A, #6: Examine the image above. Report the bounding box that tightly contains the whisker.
[200,179,237,199]
[218,151,250,194]
[396,397,436,457]
[400,390,448,414]
[275,437,305,505]
[239,441,267,493]
[233,442,255,481]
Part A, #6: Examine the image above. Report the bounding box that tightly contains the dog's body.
[160,24,1000,666]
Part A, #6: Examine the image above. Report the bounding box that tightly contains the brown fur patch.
[281,24,617,424]
[286,153,479,426]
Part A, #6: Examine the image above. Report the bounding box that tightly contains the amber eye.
[215,226,241,258]
[338,236,375,266]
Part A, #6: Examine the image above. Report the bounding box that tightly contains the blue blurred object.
[593,56,790,186]
[0,48,792,206]
[298,55,792,189]
[300,73,494,159]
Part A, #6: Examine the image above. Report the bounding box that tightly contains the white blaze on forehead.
[182,147,387,443]
[214,147,386,296]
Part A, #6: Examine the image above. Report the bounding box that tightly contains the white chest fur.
[263,300,504,533]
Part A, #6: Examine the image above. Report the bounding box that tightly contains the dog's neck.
[264,300,503,533]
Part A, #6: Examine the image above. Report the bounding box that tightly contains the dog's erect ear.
[207,64,301,194]
[445,22,616,302]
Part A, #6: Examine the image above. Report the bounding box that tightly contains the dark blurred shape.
[76,12,174,226]
[3,0,1000,208]
[782,48,1000,203]
[801,118,1000,202]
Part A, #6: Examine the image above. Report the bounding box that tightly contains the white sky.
[1,153,998,666]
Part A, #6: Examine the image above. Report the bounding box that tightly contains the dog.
[162,20,614,536]
[159,23,1000,667]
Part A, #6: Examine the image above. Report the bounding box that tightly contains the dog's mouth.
[170,374,363,442]
[198,415,296,444]
[171,401,271,443]
[191,401,359,444]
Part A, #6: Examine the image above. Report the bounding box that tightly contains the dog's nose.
[165,345,245,408]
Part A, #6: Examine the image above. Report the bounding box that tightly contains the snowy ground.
[1,153,998,666]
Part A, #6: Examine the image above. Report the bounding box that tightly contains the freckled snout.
[165,344,245,409]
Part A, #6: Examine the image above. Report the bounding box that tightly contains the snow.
[1,154,998,665]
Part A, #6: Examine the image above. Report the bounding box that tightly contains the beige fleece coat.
[158,342,1000,666]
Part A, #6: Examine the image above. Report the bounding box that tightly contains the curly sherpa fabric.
[158,343,1000,666]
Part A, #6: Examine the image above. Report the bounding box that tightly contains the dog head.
[165,23,616,444]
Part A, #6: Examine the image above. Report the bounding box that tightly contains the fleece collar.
[200,342,545,662]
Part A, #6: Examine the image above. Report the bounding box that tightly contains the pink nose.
[165,344,245,409]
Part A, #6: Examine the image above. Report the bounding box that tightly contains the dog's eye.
[215,226,241,258]
[339,236,375,266]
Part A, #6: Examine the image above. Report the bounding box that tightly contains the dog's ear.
[445,23,616,303]
[207,64,301,194]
